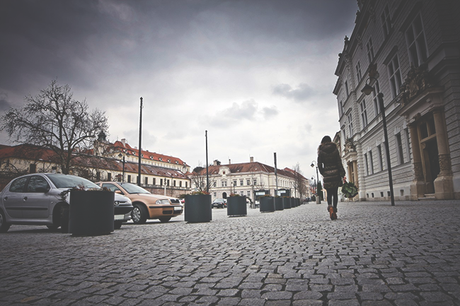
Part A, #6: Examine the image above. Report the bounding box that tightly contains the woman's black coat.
[317,141,345,189]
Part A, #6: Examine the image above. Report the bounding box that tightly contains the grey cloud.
[0,93,11,111]
[209,99,258,128]
[273,83,314,102]
[262,106,278,119]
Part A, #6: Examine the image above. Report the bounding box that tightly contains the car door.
[21,175,52,220]
[2,176,29,220]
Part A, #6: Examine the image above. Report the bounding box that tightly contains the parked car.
[212,198,227,208]
[95,182,183,224]
[0,173,133,233]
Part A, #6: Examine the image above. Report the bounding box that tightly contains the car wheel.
[114,220,123,229]
[159,217,171,223]
[60,205,70,233]
[131,204,147,224]
[0,210,11,233]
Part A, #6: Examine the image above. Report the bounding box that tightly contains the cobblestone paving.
[1,200,460,305]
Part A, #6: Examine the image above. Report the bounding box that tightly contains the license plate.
[114,214,125,220]
[174,206,182,211]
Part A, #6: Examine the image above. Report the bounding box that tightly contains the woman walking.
[317,136,345,220]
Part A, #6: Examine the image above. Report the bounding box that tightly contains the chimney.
[121,138,126,147]
[229,159,231,164]
[250,156,254,162]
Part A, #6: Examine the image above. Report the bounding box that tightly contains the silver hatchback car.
[0,173,133,233]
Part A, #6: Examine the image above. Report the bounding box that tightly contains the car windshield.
[46,174,100,189]
[119,183,150,194]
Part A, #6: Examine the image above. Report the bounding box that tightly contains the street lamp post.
[362,81,395,206]
[310,161,321,204]
[118,153,125,182]
[311,177,316,199]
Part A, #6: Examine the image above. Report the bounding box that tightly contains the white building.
[334,0,460,200]
[192,158,310,202]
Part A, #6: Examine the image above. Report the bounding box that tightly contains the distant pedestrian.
[317,135,345,220]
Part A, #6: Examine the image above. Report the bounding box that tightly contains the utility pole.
[137,97,143,186]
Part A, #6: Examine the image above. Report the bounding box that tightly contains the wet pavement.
[1,200,460,305]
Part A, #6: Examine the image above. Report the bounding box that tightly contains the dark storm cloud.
[0,0,356,98]
[0,0,104,92]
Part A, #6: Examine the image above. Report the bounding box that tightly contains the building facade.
[0,141,191,197]
[334,0,460,200]
[192,158,310,202]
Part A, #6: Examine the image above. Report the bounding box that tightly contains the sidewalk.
[1,200,459,305]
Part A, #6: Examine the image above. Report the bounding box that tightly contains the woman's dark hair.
[321,136,332,144]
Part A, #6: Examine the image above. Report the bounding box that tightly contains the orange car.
[96,182,183,224]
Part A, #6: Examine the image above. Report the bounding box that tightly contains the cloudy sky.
[0,0,357,178]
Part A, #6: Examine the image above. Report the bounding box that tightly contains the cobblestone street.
[1,200,460,305]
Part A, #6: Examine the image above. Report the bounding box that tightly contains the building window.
[247,191,251,197]
[153,178,156,185]
[364,153,369,175]
[339,101,344,117]
[128,175,131,183]
[377,145,383,171]
[360,100,368,128]
[356,62,362,82]
[108,173,112,181]
[145,177,148,185]
[29,164,37,173]
[222,180,227,187]
[233,180,237,187]
[247,179,251,186]
[369,150,374,174]
[348,113,353,137]
[396,133,404,164]
[388,54,402,99]
[160,178,163,186]
[366,38,375,63]
[405,128,411,161]
[240,191,244,196]
[185,182,188,188]
[381,5,392,39]
[372,80,381,116]
[179,181,182,187]
[173,180,176,187]
[406,14,427,66]
[345,81,349,97]
[240,179,244,186]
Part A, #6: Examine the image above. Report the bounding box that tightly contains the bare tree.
[190,166,216,192]
[1,80,109,174]
[292,163,307,199]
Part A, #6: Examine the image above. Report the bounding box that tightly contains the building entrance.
[421,138,439,193]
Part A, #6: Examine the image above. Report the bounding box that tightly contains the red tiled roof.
[111,140,187,166]
[0,144,59,161]
[194,161,298,178]
[0,144,188,179]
